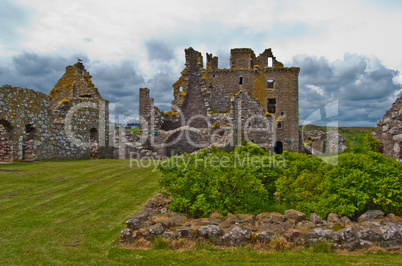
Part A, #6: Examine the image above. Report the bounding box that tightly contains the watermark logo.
[300,100,340,166]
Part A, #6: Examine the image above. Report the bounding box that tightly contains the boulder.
[284,209,306,224]
[171,214,187,225]
[237,214,255,224]
[333,227,360,250]
[222,226,252,246]
[304,227,334,247]
[285,229,302,244]
[126,217,143,229]
[256,212,285,223]
[341,216,353,226]
[310,213,323,224]
[327,213,342,223]
[148,222,164,235]
[198,225,224,241]
[255,230,275,243]
[357,210,385,223]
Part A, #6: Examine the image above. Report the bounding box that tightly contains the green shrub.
[159,143,281,218]
[275,152,332,215]
[276,152,401,218]
[159,142,401,220]
[363,133,381,152]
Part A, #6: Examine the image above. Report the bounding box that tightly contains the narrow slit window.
[239,77,243,85]
[267,79,274,89]
[277,122,282,129]
[268,98,276,113]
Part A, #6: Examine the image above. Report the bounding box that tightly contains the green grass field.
[0,160,401,265]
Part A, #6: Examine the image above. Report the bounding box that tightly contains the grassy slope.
[0,160,160,264]
[0,160,400,264]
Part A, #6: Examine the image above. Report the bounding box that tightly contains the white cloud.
[306,84,324,96]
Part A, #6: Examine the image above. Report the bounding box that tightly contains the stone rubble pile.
[121,194,402,251]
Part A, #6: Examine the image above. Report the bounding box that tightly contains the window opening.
[267,79,274,89]
[267,57,273,67]
[267,98,276,113]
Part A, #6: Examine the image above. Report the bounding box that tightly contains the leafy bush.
[275,152,332,215]
[159,143,281,218]
[159,142,401,220]
[276,152,401,219]
[363,133,381,152]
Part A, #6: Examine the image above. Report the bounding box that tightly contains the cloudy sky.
[1,0,401,126]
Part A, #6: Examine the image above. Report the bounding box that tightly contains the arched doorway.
[23,124,36,161]
[0,120,13,162]
[89,128,99,159]
[274,141,283,154]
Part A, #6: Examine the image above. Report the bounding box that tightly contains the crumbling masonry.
[375,94,402,161]
[139,47,300,156]
[0,62,109,162]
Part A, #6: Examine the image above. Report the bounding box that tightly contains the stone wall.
[0,62,110,162]
[121,194,402,250]
[375,95,402,161]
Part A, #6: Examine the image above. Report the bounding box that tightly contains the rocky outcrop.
[375,95,402,161]
[120,194,402,250]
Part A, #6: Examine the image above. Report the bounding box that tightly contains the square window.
[267,79,274,89]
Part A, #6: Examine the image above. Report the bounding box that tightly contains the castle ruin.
[139,47,300,156]
[0,62,109,162]
[1,47,302,162]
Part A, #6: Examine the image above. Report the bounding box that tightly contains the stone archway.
[0,120,13,162]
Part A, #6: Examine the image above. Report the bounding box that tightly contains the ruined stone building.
[375,94,402,161]
[139,47,300,156]
[0,62,109,162]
